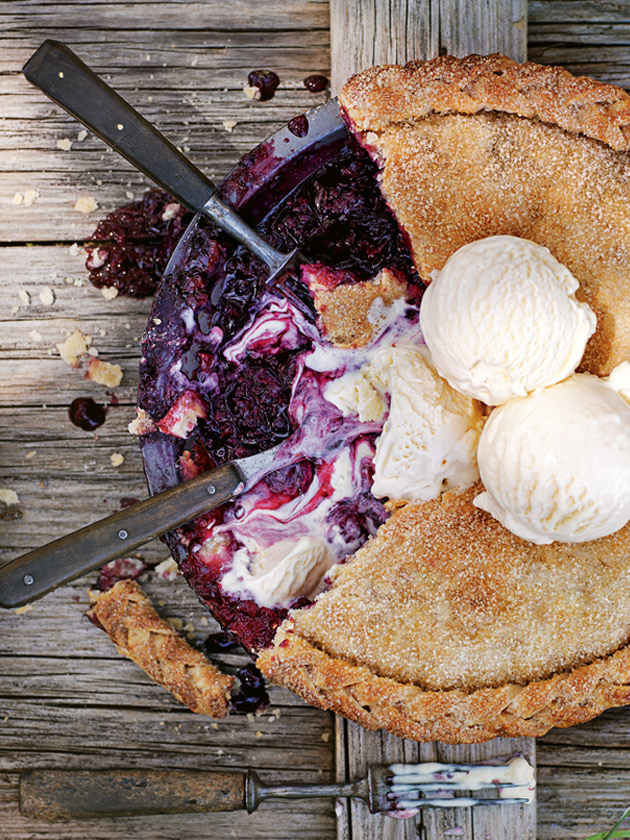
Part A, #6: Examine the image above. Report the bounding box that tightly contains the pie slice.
[339,54,630,377]
[256,55,630,743]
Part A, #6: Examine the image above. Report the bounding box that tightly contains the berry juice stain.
[69,397,107,431]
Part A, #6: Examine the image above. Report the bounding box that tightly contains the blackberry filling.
[136,144,420,653]
[85,189,194,298]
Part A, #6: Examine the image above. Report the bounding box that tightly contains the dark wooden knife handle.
[19,768,246,820]
[23,40,216,211]
[0,461,242,609]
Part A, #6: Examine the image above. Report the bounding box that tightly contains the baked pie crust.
[88,580,233,718]
[257,55,630,743]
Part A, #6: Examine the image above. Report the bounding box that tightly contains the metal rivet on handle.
[118,529,128,540]
[207,485,216,495]
[23,574,34,586]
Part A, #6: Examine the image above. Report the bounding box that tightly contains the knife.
[0,443,283,609]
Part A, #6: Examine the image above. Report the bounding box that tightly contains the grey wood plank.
[329,0,438,93]
[330,2,532,838]
[439,0,528,60]
[529,0,630,24]
[0,0,330,32]
[330,0,527,93]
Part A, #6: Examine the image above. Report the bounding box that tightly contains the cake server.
[18,757,534,820]
[0,443,284,610]
[22,40,345,302]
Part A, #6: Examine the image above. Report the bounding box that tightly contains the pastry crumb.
[125,191,134,200]
[211,722,219,730]
[110,453,124,467]
[222,120,238,132]
[68,242,82,257]
[23,189,39,206]
[39,286,55,306]
[87,346,99,357]
[243,85,261,100]
[321,732,330,742]
[74,195,99,214]
[77,129,88,142]
[56,138,73,151]
[154,558,180,581]
[14,189,40,206]
[0,489,19,505]
[128,408,157,436]
[30,329,43,342]
[86,358,123,387]
[18,289,31,306]
[101,286,119,300]
[25,450,36,459]
[167,617,184,631]
[14,604,33,615]
[161,202,180,221]
[57,330,89,367]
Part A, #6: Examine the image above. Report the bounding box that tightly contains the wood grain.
[330,0,527,93]
[330,2,531,839]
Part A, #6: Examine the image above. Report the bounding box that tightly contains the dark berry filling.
[303,74,328,93]
[288,114,309,138]
[96,557,146,592]
[230,663,270,714]
[85,189,194,298]
[247,70,280,101]
[68,396,106,431]
[203,630,240,654]
[134,142,420,653]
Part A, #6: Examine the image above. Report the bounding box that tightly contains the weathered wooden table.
[2,2,630,838]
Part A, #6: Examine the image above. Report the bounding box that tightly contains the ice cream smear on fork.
[387,755,535,810]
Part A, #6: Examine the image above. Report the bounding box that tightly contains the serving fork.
[19,757,534,820]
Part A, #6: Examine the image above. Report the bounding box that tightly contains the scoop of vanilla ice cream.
[474,364,630,544]
[325,345,484,502]
[221,535,331,608]
[420,236,597,405]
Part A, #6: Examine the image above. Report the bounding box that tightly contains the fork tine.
[368,755,535,813]
[388,780,531,794]
[393,796,532,810]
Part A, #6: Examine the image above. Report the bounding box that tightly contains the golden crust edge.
[339,54,630,152]
[88,579,233,718]
[256,623,630,743]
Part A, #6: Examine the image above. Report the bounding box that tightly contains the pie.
[130,54,630,743]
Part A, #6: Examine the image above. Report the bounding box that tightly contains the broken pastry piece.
[87,579,233,718]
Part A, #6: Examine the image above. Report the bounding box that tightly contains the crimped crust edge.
[339,54,630,151]
[256,624,630,744]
